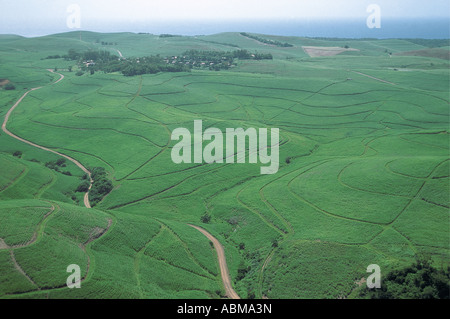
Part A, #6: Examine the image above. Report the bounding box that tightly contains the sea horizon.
[2,18,449,39]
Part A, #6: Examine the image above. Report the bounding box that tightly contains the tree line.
[240,32,293,47]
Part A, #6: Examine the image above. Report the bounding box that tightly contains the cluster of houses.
[162,55,234,69]
[83,60,96,67]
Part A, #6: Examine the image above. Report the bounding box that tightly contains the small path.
[10,250,40,289]
[0,204,56,250]
[76,218,113,287]
[351,71,397,86]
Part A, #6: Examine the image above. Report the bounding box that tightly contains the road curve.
[188,224,240,299]
[1,69,93,208]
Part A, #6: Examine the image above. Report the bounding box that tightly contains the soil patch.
[302,46,359,57]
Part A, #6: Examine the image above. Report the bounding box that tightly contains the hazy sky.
[0,0,449,36]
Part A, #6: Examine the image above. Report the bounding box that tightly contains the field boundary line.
[352,71,397,86]
[156,219,220,279]
[0,202,56,251]
[133,222,164,299]
[10,250,40,290]
[0,167,27,194]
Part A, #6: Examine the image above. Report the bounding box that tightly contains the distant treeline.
[95,39,118,46]
[65,49,118,62]
[197,39,240,48]
[44,49,118,62]
[159,34,182,38]
[240,32,293,47]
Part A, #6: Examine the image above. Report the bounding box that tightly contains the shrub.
[56,158,66,166]
[76,181,90,193]
[4,83,16,90]
[359,255,450,299]
[227,216,239,225]
[201,213,211,224]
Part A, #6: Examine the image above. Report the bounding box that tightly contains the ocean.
[111,18,450,39]
[7,18,450,39]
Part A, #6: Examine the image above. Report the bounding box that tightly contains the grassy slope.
[0,32,448,299]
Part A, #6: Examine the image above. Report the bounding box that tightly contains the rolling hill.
[0,31,448,299]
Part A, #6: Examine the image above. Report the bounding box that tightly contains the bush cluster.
[359,256,450,299]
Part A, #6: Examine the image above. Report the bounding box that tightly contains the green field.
[0,31,449,299]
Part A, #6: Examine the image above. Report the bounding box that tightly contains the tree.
[56,158,66,166]
[76,181,90,192]
[67,49,80,60]
[201,213,211,224]
[68,66,73,72]
[272,239,279,248]
[236,261,250,281]
[4,83,16,90]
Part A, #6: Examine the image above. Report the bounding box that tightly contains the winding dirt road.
[188,224,240,299]
[1,69,93,208]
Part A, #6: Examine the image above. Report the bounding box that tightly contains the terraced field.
[0,32,448,299]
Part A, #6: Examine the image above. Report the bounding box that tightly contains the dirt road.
[1,69,93,208]
[188,224,240,299]
[115,49,124,58]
